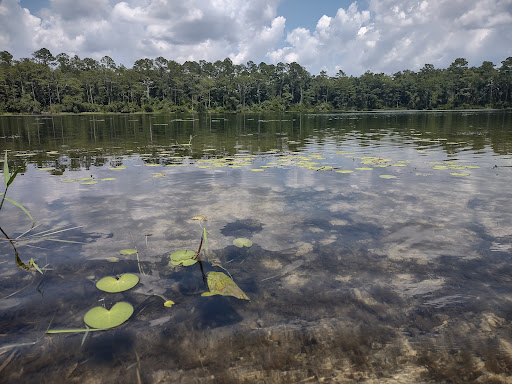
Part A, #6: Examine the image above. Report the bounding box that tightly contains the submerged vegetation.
[0,48,511,114]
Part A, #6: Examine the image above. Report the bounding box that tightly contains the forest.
[0,48,511,114]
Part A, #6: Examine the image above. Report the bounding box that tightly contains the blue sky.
[3,0,512,76]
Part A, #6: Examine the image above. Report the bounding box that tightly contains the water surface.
[1,111,512,383]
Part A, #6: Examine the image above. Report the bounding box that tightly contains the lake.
[1,111,512,383]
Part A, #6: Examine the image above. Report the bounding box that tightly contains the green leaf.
[83,302,134,329]
[163,300,175,307]
[96,274,139,293]
[4,197,35,224]
[3,151,8,187]
[119,249,137,255]
[233,238,252,248]
[7,164,24,187]
[47,328,107,334]
[30,258,43,274]
[201,272,249,300]
[170,250,197,266]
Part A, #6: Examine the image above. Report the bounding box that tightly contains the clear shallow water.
[1,111,512,383]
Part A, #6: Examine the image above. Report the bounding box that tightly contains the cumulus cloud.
[0,0,511,74]
[268,0,512,75]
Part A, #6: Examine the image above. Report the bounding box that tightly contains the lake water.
[1,111,512,383]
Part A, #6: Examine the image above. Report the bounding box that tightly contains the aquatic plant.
[0,151,34,224]
[96,274,139,293]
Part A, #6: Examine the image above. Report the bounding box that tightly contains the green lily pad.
[96,274,139,293]
[37,167,55,171]
[101,177,116,181]
[164,300,175,307]
[84,302,134,329]
[170,250,197,266]
[379,175,397,179]
[120,249,137,255]
[233,238,253,248]
[106,257,119,262]
[201,272,249,300]
[450,172,470,176]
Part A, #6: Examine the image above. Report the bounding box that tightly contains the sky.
[1,0,511,76]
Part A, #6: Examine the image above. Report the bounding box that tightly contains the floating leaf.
[164,300,175,307]
[83,302,134,329]
[170,250,197,266]
[81,181,98,185]
[233,238,253,248]
[355,167,373,171]
[106,257,119,262]
[109,165,126,170]
[201,272,249,300]
[37,167,55,171]
[101,178,116,181]
[96,274,139,293]
[191,216,207,221]
[62,179,77,183]
[335,170,354,174]
[450,172,470,176]
[379,175,397,179]
[76,177,93,181]
[120,249,137,255]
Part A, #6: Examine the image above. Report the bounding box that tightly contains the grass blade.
[7,164,24,187]
[4,197,35,224]
[47,328,107,334]
[3,151,8,187]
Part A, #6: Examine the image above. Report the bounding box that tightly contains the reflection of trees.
[0,112,511,173]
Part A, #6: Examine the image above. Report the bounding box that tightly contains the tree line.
[0,48,511,114]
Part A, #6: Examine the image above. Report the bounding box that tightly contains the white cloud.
[0,0,511,75]
[267,0,512,75]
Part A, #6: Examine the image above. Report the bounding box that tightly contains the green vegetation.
[1,49,511,114]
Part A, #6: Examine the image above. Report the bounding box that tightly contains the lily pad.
[83,302,134,329]
[233,238,253,248]
[120,249,137,255]
[170,250,197,266]
[164,300,175,308]
[379,175,397,179]
[201,272,249,300]
[101,177,116,181]
[450,172,470,176]
[106,257,119,262]
[96,273,139,293]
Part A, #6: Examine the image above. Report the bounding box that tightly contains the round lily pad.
[170,250,197,266]
[96,273,139,293]
[84,302,134,329]
[233,238,253,248]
